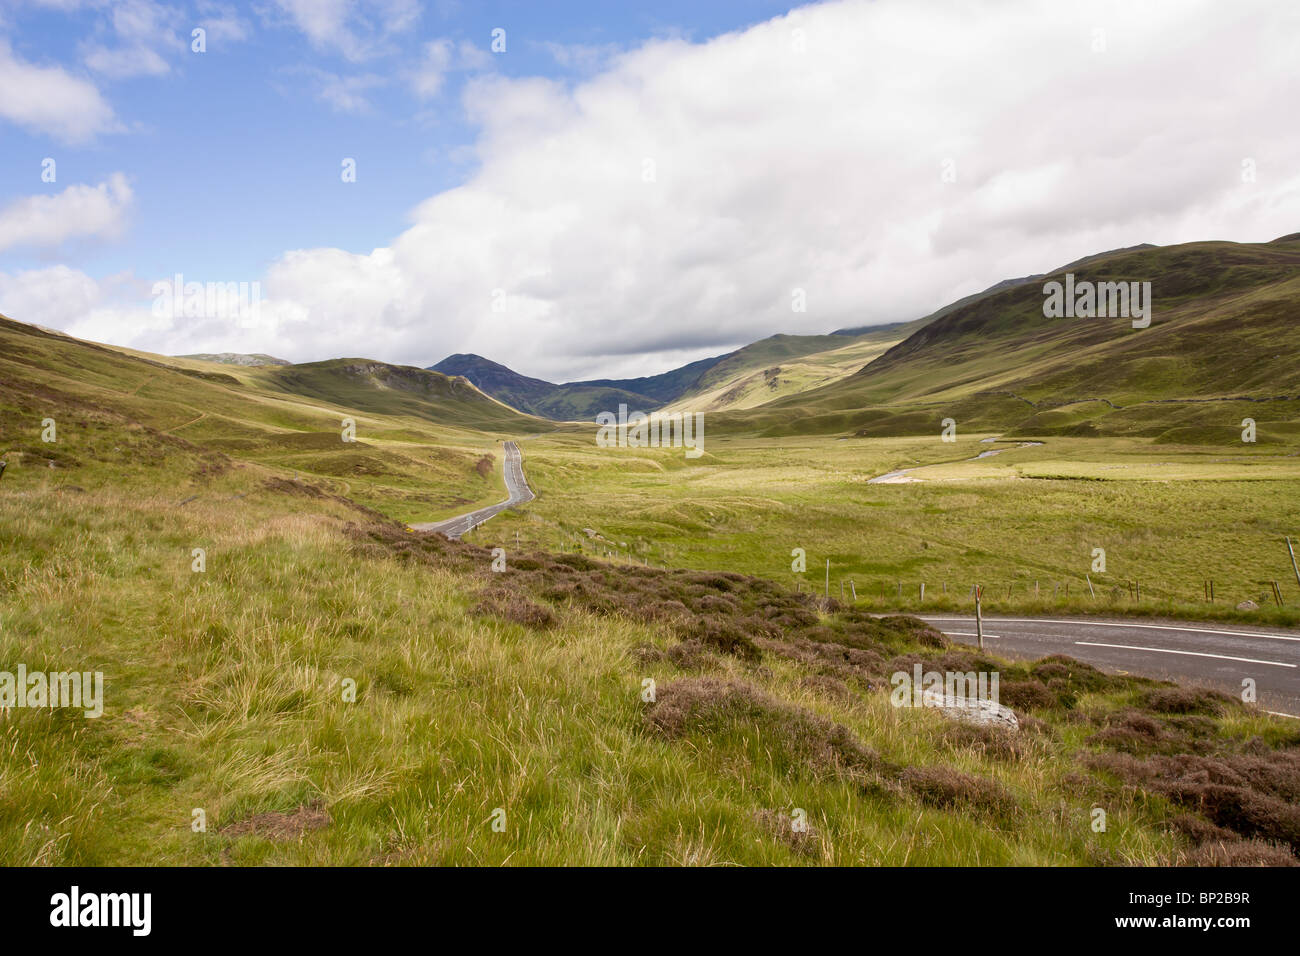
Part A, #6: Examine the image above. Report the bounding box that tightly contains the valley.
[2,235,1299,868]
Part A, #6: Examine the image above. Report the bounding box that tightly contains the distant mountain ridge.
[429,327,905,421]
[428,353,686,421]
[428,251,1165,421]
[180,352,290,366]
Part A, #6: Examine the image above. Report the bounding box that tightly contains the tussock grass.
[7,478,1294,865]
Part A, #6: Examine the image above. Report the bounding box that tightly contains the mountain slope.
[429,353,671,421]
[250,357,544,432]
[0,313,551,522]
[715,236,1300,440]
[433,325,923,420]
[665,325,926,412]
[577,354,723,403]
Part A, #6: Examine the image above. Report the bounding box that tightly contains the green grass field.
[2,295,1299,867]
[3,472,1296,865]
[475,432,1300,624]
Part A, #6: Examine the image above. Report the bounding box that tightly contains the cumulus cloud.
[0,265,104,328]
[0,37,116,142]
[21,0,1300,382]
[0,174,133,252]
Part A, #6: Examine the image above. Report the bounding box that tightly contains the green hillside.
[0,315,550,523]
[716,237,1300,439]
[666,324,927,412]
[251,358,545,432]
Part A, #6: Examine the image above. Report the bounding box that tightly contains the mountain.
[429,353,671,421]
[431,325,918,420]
[664,326,925,412]
[714,236,1300,440]
[577,354,724,404]
[179,352,290,366]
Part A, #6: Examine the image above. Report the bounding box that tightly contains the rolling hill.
[0,313,552,522]
[663,325,923,412]
[714,236,1300,440]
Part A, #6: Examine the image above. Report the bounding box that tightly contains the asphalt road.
[922,615,1300,717]
[409,440,534,539]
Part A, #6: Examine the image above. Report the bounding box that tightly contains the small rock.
[921,687,1019,731]
[1237,600,1259,611]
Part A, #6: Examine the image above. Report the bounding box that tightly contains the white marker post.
[975,585,984,651]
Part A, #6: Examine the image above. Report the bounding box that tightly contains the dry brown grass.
[900,766,1018,820]
[645,677,882,781]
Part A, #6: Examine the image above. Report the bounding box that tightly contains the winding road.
[922,615,1300,717]
[405,443,1300,717]
[409,440,534,539]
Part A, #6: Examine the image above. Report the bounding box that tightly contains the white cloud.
[0,37,116,143]
[304,69,386,113]
[196,1,250,44]
[20,0,1300,383]
[81,0,185,78]
[408,38,489,99]
[0,268,172,352]
[0,174,133,252]
[270,0,420,62]
[0,266,104,328]
[83,44,171,77]
[539,40,623,74]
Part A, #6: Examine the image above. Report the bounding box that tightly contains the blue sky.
[2,1,1298,381]
[2,1,794,285]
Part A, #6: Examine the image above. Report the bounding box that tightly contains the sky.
[1,0,1298,383]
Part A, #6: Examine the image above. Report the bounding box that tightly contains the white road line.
[923,617,1300,643]
[1074,640,1296,668]
[938,631,1002,639]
